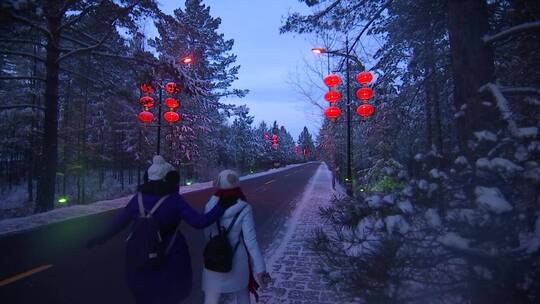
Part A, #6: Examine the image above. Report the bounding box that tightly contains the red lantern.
[324,90,341,103]
[356,71,373,85]
[324,105,341,120]
[356,103,375,118]
[356,87,374,100]
[164,111,180,123]
[165,97,179,109]
[323,74,341,87]
[138,111,154,123]
[165,82,178,94]
[272,134,278,144]
[140,83,155,94]
[139,96,155,108]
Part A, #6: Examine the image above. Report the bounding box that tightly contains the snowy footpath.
[0,163,306,236]
[255,163,354,304]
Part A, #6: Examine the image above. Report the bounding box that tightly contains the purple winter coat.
[94,191,224,304]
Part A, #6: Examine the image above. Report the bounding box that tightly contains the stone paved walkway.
[257,164,356,304]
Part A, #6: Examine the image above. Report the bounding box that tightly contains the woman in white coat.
[202,170,271,304]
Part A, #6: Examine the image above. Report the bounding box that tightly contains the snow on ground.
[0,163,309,236]
[255,163,357,304]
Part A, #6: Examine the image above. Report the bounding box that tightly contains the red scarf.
[214,187,247,201]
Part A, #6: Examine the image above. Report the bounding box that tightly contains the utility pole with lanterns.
[313,41,375,196]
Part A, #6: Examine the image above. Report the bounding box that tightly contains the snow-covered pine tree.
[298,126,316,161]
[150,0,246,180]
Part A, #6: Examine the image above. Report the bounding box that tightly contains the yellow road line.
[264,180,275,185]
[0,264,53,287]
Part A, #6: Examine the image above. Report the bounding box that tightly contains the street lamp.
[312,38,373,196]
[181,55,193,64]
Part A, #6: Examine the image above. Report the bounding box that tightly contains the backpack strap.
[164,222,182,256]
[137,193,145,217]
[148,195,170,217]
[226,205,247,235]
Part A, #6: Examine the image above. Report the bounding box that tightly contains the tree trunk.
[81,56,89,204]
[424,34,443,153]
[447,0,495,154]
[35,11,61,212]
[62,79,72,196]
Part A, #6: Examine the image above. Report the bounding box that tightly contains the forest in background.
[285,0,540,302]
[0,0,316,217]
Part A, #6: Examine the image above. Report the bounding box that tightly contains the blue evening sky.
[155,0,322,140]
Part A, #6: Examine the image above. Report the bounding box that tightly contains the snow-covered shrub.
[311,118,540,302]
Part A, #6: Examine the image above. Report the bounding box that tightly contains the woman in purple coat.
[87,156,231,304]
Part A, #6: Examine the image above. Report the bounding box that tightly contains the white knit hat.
[214,169,240,189]
[147,155,174,181]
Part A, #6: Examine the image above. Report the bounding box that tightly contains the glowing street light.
[181,55,193,64]
[311,47,326,54]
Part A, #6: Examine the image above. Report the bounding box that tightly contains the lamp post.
[138,55,192,155]
[313,38,373,196]
[138,81,181,155]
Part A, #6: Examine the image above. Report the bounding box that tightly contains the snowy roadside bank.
[256,163,355,304]
[0,163,309,236]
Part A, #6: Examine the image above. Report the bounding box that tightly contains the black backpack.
[203,205,246,273]
[126,193,180,269]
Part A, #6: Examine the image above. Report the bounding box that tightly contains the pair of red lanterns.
[271,134,278,150]
[323,71,375,120]
[138,82,181,124]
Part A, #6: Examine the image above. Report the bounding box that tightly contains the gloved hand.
[257,272,272,288]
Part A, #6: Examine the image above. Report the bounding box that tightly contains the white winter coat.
[201,196,266,293]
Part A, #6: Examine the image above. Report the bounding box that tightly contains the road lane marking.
[0,264,53,287]
[264,180,275,185]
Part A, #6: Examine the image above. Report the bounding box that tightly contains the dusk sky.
[156,0,322,140]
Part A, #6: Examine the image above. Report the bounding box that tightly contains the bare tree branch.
[57,1,139,62]
[89,51,157,66]
[0,39,47,48]
[0,104,45,111]
[500,87,540,96]
[57,2,103,32]
[0,76,46,82]
[0,50,46,62]
[57,30,112,62]
[483,21,540,44]
[313,0,342,21]
[350,0,394,51]
[337,0,394,71]
[8,12,52,40]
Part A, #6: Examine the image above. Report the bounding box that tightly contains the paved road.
[0,162,321,304]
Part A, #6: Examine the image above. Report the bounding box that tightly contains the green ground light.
[57,196,68,205]
[185,180,193,186]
